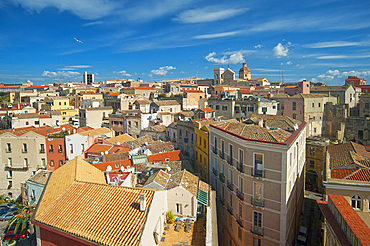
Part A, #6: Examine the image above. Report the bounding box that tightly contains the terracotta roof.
[146,142,175,154]
[78,127,112,137]
[291,93,333,98]
[33,158,154,246]
[311,85,350,92]
[135,99,152,105]
[238,89,253,94]
[316,200,351,246]
[246,114,301,132]
[16,113,50,119]
[145,170,170,188]
[166,169,199,196]
[106,134,135,145]
[327,142,370,169]
[345,169,370,182]
[92,159,132,171]
[85,143,131,154]
[27,171,51,185]
[108,93,121,96]
[153,100,180,106]
[134,87,155,90]
[331,169,357,179]
[147,150,181,163]
[200,107,214,113]
[131,135,158,148]
[285,85,298,89]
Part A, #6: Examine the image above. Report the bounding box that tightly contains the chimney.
[258,119,264,127]
[139,193,146,212]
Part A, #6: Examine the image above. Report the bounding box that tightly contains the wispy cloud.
[303,41,364,48]
[174,6,247,23]
[205,51,244,64]
[124,0,193,22]
[10,0,117,20]
[317,54,370,59]
[149,66,176,77]
[57,65,92,70]
[82,21,103,27]
[193,31,240,39]
[42,70,80,80]
[313,69,370,82]
[113,70,132,77]
[254,44,263,48]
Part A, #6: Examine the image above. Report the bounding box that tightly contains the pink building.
[284,80,310,96]
[345,76,366,87]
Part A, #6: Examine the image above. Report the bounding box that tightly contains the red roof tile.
[85,143,131,154]
[201,107,214,113]
[345,169,370,181]
[331,169,357,179]
[147,150,181,163]
[93,159,132,172]
[238,89,253,94]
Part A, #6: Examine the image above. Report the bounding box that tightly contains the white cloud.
[205,52,244,65]
[82,21,103,27]
[315,69,370,81]
[317,54,370,59]
[303,41,363,48]
[273,43,290,58]
[193,31,240,39]
[174,6,247,23]
[254,44,263,48]
[286,61,292,65]
[58,65,92,70]
[114,70,132,77]
[10,0,116,20]
[149,66,176,77]
[42,70,80,80]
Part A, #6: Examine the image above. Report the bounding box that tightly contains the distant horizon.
[0,0,369,86]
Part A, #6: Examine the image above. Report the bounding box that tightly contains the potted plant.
[166,211,175,224]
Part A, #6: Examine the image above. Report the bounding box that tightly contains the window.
[310,160,315,168]
[179,129,182,136]
[115,163,119,168]
[176,203,183,214]
[204,139,206,148]
[253,238,261,246]
[8,181,12,189]
[41,158,46,166]
[292,102,296,110]
[239,176,243,193]
[23,143,27,153]
[314,128,317,133]
[214,137,217,150]
[165,158,170,162]
[59,160,63,166]
[40,144,45,153]
[7,171,12,179]
[239,149,244,165]
[6,143,11,153]
[351,195,362,210]
[49,145,54,153]
[238,227,242,241]
[58,145,63,153]
[253,211,262,228]
[222,106,228,111]
[24,158,28,167]
[358,130,364,140]
[81,144,85,152]
[310,147,315,156]
[312,103,315,107]
[70,144,73,154]
[318,103,321,107]
[35,121,39,125]
[216,105,220,110]
[293,113,297,119]
[25,121,29,125]
[254,183,263,202]
[254,154,263,177]
[50,160,54,167]
[59,102,62,105]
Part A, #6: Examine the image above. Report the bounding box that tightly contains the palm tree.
[6,202,36,236]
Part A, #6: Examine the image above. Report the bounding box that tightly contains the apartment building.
[41,96,72,111]
[209,115,306,246]
[273,93,337,137]
[79,106,113,129]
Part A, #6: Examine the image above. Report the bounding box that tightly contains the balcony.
[237,162,244,173]
[212,146,217,154]
[58,149,63,153]
[251,225,264,236]
[219,173,225,183]
[227,156,233,165]
[219,150,225,159]
[251,168,265,178]
[22,149,27,154]
[227,204,233,215]
[236,188,244,201]
[251,197,265,207]
[6,163,28,170]
[37,164,46,170]
[39,149,45,154]
[236,217,243,228]
[227,180,234,191]
[5,149,11,153]
[49,149,54,153]
[212,167,219,176]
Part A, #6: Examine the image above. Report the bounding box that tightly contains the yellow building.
[56,109,79,123]
[195,120,217,182]
[42,97,72,111]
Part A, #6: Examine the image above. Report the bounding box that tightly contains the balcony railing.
[251,168,265,178]
[251,225,264,236]
[236,188,244,201]
[58,149,63,153]
[236,217,243,228]
[227,180,234,191]
[251,197,265,207]
[227,156,233,165]
[39,149,45,154]
[212,146,217,154]
[212,167,219,176]
[49,149,54,153]
[219,150,225,159]
[6,163,28,170]
[237,162,244,173]
[5,149,11,153]
[227,204,233,215]
[219,173,225,183]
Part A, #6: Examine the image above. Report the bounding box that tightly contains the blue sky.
[0,0,370,85]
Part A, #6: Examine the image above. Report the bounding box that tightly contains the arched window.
[351,195,362,210]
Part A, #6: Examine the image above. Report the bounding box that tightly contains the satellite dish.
[106,166,112,172]
[120,166,125,172]
[62,127,66,131]
[101,152,104,156]
[105,150,108,154]
[117,142,120,145]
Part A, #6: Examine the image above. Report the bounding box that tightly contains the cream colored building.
[79,106,113,129]
[0,130,47,198]
[209,115,306,246]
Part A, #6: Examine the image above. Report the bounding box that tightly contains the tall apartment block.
[209,115,306,246]
[83,71,94,85]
